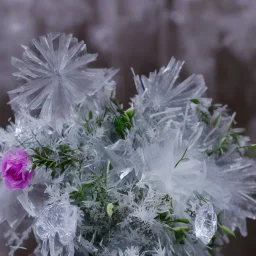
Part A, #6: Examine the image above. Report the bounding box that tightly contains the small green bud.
[190,98,200,104]
[125,108,135,118]
[107,203,114,217]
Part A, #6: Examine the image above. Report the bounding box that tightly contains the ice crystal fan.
[0,33,256,256]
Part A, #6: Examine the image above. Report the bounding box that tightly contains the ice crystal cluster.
[0,33,256,256]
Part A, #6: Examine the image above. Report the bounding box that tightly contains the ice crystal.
[122,246,140,256]
[34,199,78,256]
[8,33,117,130]
[195,203,217,245]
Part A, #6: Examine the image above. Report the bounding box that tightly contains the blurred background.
[0,0,256,255]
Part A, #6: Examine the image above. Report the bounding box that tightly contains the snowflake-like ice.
[9,33,117,130]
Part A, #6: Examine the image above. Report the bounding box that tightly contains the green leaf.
[208,104,218,114]
[171,226,190,243]
[51,169,56,179]
[219,225,236,238]
[208,235,217,247]
[174,148,188,168]
[31,154,41,160]
[156,211,169,220]
[31,144,79,178]
[190,98,200,104]
[89,110,93,120]
[110,98,120,107]
[48,161,56,169]
[125,108,135,118]
[247,144,256,149]
[58,144,73,153]
[212,114,221,127]
[42,146,53,155]
[208,248,215,256]
[114,115,132,138]
[195,192,208,203]
[117,108,125,115]
[171,227,190,232]
[172,218,190,224]
[219,137,227,147]
[174,230,186,244]
[196,109,210,125]
[31,148,40,155]
[106,203,114,217]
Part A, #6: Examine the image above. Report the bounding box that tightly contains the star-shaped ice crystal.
[9,33,117,130]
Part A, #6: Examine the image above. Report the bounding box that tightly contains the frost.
[195,203,217,245]
[122,246,140,256]
[130,205,157,225]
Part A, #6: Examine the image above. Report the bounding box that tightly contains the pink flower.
[1,148,34,190]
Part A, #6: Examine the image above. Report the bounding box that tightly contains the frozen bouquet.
[0,33,256,256]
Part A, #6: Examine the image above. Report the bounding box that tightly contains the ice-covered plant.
[0,33,256,256]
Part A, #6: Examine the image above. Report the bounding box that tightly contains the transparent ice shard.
[195,203,217,245]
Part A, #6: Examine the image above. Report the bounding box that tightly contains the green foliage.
[31,147,55,170]
[238,143,256,157]
[110,98,134,138]
[125,108,135,118]
[171,227,190,244]
[174,148,189,168]
[70,178,101,202]
[88,110,93,120]
[192,100,251,159]
[155,198,190,244]
[208,235,216,247]
[86,97,134,139]
[196,108,210,125]
[171,227,190,232]
[218,224,236,238]
[207,235,217,256]
[172,218,190,224]
[190,98,200,104]
[207,137,228,156]
[212,114,221,127]
[158,214,190,244]
[246,144,256,149]
[113,115,131,138]
[185,208,195,217]
[31,144,79,178]
[70,163,112,208]
[208,104,218,115]
[195,191,208,204]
